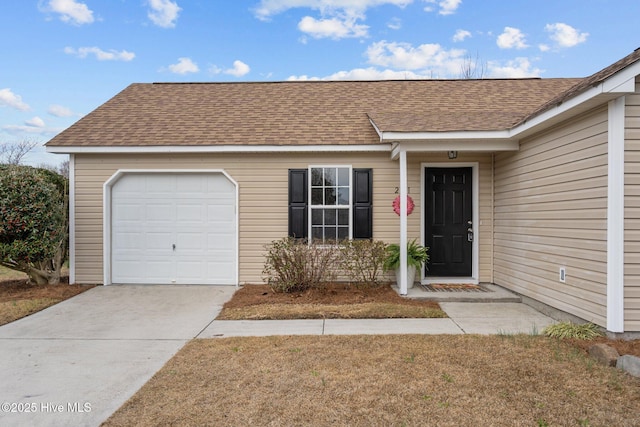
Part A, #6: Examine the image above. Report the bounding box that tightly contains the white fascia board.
[368,117,383,141]
[513,81,634,139]
[390,139,518,160]
[46,144,392,154]
[381,129,512,142]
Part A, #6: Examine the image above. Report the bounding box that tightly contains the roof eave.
[46,143,393,155]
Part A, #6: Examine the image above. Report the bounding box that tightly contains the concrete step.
[397,284,522,303]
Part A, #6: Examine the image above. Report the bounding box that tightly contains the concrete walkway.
[0,284,557,427]
[201,302,556,338]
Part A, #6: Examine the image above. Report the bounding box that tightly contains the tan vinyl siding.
[625,78,640,331]
[73,151,494,285]
[73,152,405,284]
[494,106,609,327]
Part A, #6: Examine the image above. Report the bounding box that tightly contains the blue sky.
[1,0,639,166]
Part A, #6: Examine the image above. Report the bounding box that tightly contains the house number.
[394,187,411,194]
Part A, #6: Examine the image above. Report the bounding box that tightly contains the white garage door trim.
[103,169,239,286]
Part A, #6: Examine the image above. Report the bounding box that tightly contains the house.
[46,49,640,335]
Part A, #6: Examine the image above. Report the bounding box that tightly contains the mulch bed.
[0,276,94,303]
[223,282,441,310]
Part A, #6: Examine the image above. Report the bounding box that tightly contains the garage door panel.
[176,204,205,222]
[114,204,143,222]
[111,172,237,285]
[176,232,205,250]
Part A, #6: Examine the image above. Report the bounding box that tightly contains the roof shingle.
[46,78,581,147]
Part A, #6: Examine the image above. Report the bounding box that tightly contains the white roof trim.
[47,144,392,154]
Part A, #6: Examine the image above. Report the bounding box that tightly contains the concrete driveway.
[0,285,236,427]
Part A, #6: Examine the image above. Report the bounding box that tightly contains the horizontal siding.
[625,80,640,332]
[73,151,493,285]
[494,106,609,328]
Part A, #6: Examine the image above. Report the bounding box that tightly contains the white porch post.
[399,149,408,295]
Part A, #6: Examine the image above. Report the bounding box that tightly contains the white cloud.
[147,0,181,28]
[487,57,542,78]
[496,27,528,49]
[254,0,411,39]
[387,17,402,30]
[2,119,62,135]
[538,44,550,52]
[254,0,412,20]
[64,46,135,61]
[25,117,46,128]
[48,104,75,117]
[423,0,462,15]
[44,0,94,25]
[452,29,471,42]
[298,15,368,39]
[366,40,466,75]
[0,88,30,111]
[288,67,430,80]
[167,57,199,74]
[545,23,588,48]
[226,60,251,77]
[210,60,251,77]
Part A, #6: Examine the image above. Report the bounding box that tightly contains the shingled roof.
[46,49,640,148]
[46,78,579,147]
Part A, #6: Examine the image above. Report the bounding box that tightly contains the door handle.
[172,244,176,251]
[467,228,474,242]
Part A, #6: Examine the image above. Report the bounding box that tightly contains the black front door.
[425,167,473,277]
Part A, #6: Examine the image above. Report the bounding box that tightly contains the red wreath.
[393,195,415,216]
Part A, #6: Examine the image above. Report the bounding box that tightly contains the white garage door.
[110,173,236,285]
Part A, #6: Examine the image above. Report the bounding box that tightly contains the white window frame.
[308,165,353,244]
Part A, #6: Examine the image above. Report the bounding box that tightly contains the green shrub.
[340,239,388,288]
[263,238,339,293]
[0,165,68,285]
[542,322,603,340]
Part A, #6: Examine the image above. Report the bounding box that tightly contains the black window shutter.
[352,168,373,239]
[288,169,308,238]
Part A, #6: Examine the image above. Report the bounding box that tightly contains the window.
[310,166,351,243]
[288,167,372,241]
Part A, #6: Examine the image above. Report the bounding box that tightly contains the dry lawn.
[0,277,94,326]
[104,335,640,427]
[217,283,446,320]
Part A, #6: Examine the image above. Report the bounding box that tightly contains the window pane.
[325,188,336,205]
[324,168,336,186]
[338,227,349,240]
[311,188,323,205]
[311,168,323,186]
[338,168,349,186]
[312,227,323,241]
[324,227,336,241]
[337,187,349,205]
[338,209,349,225]
[325,209,336,225]
[311,209,323,225]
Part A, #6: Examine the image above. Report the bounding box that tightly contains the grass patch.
[104,335,640,426]
[218,301,447,320]
[217,283,446,320]
[543,322,603,340]
[0,298,60,325]
[0,278,94,326]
